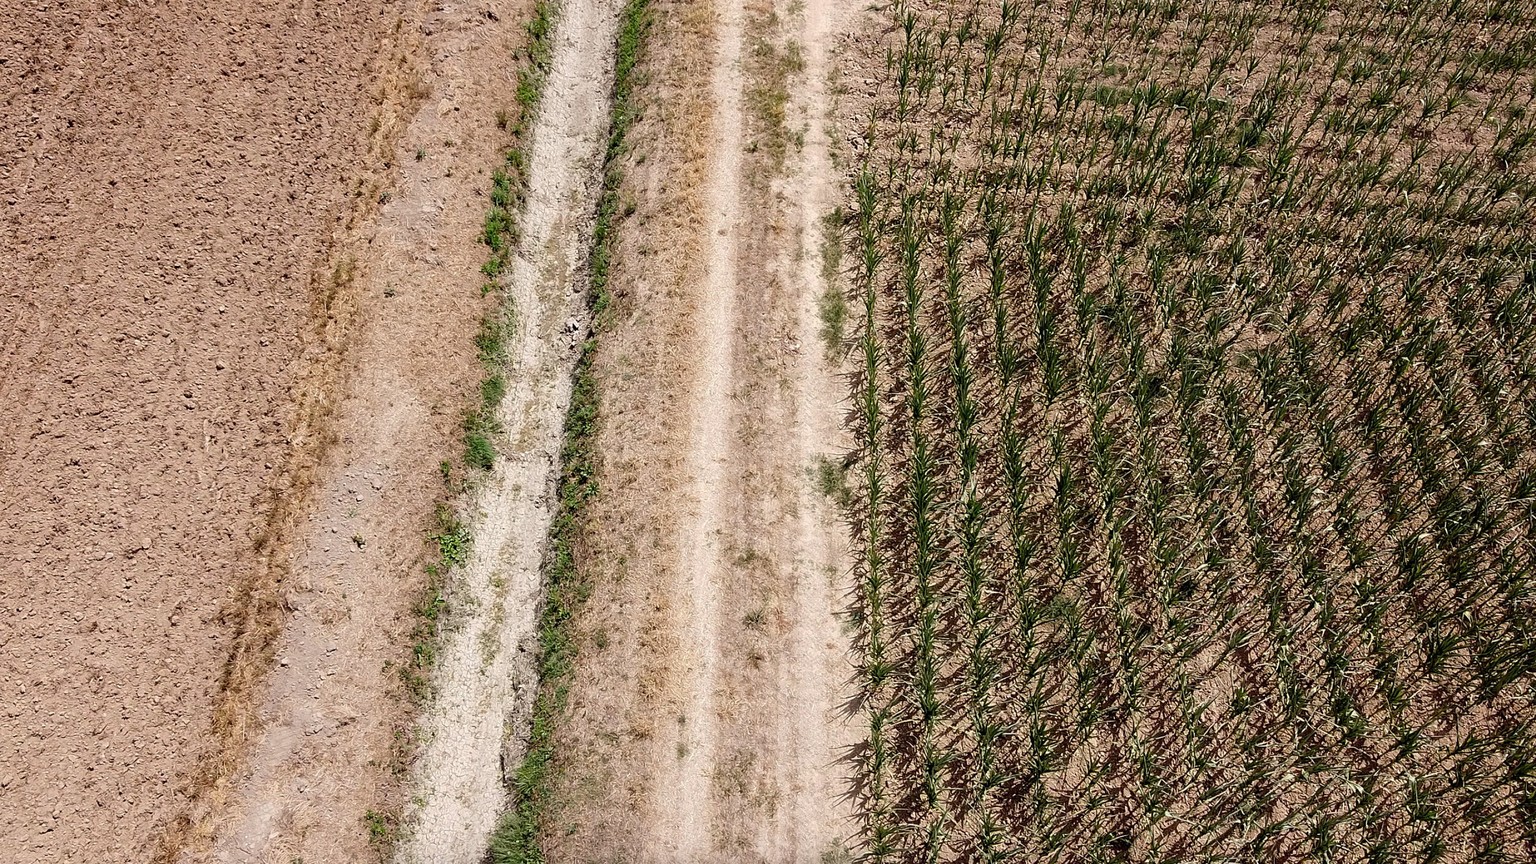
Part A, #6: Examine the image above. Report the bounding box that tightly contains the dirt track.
[0,2,414,860]
[543,0,856,859]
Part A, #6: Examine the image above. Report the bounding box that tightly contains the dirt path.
[173,1,551,861]
[543,0,855,860]
[394,0,621,860]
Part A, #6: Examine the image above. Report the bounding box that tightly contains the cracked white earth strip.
[394,0,620,860]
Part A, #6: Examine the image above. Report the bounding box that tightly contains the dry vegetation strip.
[848,0,1536,860]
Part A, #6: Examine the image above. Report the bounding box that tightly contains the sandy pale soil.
[0,2,418,861]
[543,0,856,860]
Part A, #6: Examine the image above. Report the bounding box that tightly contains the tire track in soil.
[649,0,746,855]
[772,2,853,857]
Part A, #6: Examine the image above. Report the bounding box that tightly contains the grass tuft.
[817,207,848,357]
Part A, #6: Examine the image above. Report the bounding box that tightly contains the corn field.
[847,0,1536,860]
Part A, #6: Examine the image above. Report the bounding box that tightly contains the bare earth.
[2,0,858,860]
[0,1,415,860]
[544,0,856,860]
[190,1,542,861]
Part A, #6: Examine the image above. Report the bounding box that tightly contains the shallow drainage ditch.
[393,0,622,860]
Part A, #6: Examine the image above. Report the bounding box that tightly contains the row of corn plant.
[846,0,1536,859]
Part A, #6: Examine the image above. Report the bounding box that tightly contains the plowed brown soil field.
[0,2,414,860]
